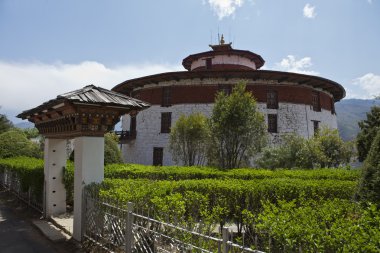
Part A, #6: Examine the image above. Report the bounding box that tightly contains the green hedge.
[0,157,44,199]
[2,157,360,207]
[246,199,380,252]
[97,178,357,210]
[98,163,359,181]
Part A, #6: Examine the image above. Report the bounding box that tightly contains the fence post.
[125,202,134,253]
[222,227,229,253]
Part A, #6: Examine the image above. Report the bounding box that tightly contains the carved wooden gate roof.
[17,85,150,138]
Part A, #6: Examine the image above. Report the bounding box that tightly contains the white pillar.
[73,136,104,241]
[44,138,67,217]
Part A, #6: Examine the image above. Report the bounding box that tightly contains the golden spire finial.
[220,34,225,45]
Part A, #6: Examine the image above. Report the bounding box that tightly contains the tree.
[22,127,40,139]
[0,129,42,158]
[314,127,354,167]
[257,134,315,169]
[0,112,13,134]
[104,132,123,164]
[357,129,380,204]
[208,82,267,169]
[169,113,210,166]
[357,106,380,162]
[257,127,354,169]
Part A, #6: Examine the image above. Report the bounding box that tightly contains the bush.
[0,157,44,199]
[169,113,210,166]
[257,128,354,169]
[104,132,123,165]
[250,199,380,252]
[357,129,380,204]
[0,129,42,158]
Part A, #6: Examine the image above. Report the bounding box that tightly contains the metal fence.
[83,186,265,253]
[0,169,43,213]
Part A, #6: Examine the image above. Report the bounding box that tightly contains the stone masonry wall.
[121,102,337,165]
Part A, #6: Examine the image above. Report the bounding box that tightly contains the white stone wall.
[190,55,257,70]
[122,102,337,165]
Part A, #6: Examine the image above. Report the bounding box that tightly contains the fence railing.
[0,169,43,213]
[83,186,265,253]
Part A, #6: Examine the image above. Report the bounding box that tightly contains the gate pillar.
[73,136,104,241]
[44,138,67,217]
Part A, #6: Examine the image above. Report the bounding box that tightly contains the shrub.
[169,113,210,166]
[357,129,380,204]
[257,128,354,169]
[0,129,42,158]
[104,132,123,165]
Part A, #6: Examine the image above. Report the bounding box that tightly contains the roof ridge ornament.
[209,35,232,51]
[220,34,225,45]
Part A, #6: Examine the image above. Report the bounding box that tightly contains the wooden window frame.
[267,90,278,109]
[162,87,172,107]
[205,58,212,70]
[161,112,172,133]
[312,91,321,112]
[268,114,278,133]
[153,147,163,166]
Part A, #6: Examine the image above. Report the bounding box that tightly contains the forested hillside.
[336,99,380,141]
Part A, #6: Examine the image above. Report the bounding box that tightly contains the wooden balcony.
[114,130,137,144]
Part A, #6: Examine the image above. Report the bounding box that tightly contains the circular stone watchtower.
[113,38,345,166]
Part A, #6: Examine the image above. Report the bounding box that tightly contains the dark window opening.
[218,84,231,95]
[130,115,136,135]
[267,90,278,109]
[206,58,212,70]
[162,87,172,107]
[161,112,172,133]
[268,114,278,133]
[312,91,321,112]
[331,98,336,114]
[153,147,163,166]
[313,120,320,136]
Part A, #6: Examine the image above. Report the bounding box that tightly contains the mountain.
[15,121,34,129]
[336,99,380,141]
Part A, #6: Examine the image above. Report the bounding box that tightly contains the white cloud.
[0,61,181,117]
[351,73,380,98]
[207,0,244,19]
[275,55,319,75]
[303,3,316,19]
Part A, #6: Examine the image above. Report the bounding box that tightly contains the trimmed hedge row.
[97,178,357,212]
[1,157,360,207]
[0,156,44,198]
[247,199,380,252]
[84,163,359,181]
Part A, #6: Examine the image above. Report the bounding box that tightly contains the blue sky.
[0,0,379,122]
